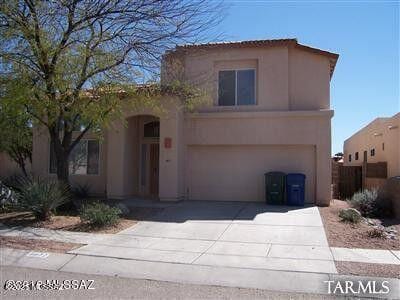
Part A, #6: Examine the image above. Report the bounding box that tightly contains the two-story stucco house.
[30,39,338,206]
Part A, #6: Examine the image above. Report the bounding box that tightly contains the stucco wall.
[187,145,316,203]
[176,45,331,112]
[0,152,31,178]
[343,113,400,177]
[184,110,332,205]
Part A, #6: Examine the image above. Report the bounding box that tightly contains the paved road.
[1,266,352,300]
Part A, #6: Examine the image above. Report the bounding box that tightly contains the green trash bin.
[265,172,286,205]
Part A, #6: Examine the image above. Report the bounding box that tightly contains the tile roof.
[168,38,339,77]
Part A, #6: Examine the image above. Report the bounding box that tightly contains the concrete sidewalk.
[1,247,399,299]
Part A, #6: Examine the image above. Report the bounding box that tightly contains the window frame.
[48,138,101,176]
[370,148,375,157]
[217,68,256,106]
[355,152,359,161]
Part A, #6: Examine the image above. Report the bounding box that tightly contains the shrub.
[72,183,91,199]
[339,208,362,223]
[349,189,379,217]
[15,177,71,221]
[80,202,121,227]
[367,227,386,239]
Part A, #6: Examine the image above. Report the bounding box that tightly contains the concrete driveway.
[70,201,337,274]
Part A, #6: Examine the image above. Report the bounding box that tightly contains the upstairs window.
[218,69,255,106]
[370,149,375,156]
[348,154,352,162]
[355,152,359,161]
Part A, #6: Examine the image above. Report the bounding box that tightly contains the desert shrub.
[367,227,386,239]
[349,189,379,217]
[15,177,71,221]
[80,202,121,227]
[72,183,91,199]
[338,208,362,223]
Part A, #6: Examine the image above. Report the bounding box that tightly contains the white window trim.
[217,68,256,106]
[48,138,101,176]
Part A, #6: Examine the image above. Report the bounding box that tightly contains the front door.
[149,143,159,198]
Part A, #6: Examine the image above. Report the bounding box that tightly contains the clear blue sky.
[217,0,399,154]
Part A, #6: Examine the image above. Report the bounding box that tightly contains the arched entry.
[125,115,160,199]
[141,119,160,198]
[106,109,183,201]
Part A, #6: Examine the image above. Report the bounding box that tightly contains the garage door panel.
[187,145,315,203]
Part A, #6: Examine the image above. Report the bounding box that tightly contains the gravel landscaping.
[0,207,162,234]
[335,261,400,279]
[0,236,83,253]
[319,200,399,250]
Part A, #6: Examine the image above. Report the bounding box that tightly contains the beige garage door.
[187,145,316,203]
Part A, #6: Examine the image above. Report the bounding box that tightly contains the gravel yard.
[319,199,399,250]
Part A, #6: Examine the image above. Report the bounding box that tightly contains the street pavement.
[1,266,357,300]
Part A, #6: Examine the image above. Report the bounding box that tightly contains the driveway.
[70,201,337,274]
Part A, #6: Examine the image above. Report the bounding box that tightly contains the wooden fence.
[332,161,387,200]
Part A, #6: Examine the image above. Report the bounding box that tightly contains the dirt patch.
[335,261,400,279]
[0,207,162,234]
[319,200,399,250]
[0,236,83,253]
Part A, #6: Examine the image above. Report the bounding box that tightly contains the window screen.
[218,70,236,106]
[218,69,255,106]
[237,70,255,105]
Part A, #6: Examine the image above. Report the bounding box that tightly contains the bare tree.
[0,0,224,183]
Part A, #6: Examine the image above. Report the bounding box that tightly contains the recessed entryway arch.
[125,115,160,199]
[106,107,184,201]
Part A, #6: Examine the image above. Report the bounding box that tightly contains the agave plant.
[15,177,71,221]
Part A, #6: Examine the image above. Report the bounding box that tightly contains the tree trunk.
[49,129,71,186]
[18,158,28,177]
[56,152,70,185]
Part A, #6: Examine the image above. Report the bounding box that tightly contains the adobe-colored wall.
[0,152,31,178]
[343,113,400,178]
[174,45,330,111]
[183,110,332,205]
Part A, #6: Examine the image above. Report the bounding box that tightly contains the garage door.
[187,145,316,203]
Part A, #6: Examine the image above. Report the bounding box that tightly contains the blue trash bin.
[286,173,306,206]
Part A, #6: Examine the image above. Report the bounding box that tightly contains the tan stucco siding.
[0,152,30,178]
[288,48,330,110]
[180,46,331,112]
[186,145,315,203]
[184,110,332,205]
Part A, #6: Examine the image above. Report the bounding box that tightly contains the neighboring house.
[343,113,400,179]
[30,39,338,206]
